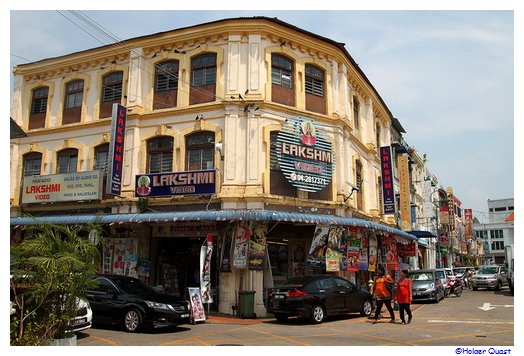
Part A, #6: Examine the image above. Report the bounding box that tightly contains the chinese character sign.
[380,146,395,214]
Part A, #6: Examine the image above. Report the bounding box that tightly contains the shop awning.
[10,210,417,240]
[406,230,437,238]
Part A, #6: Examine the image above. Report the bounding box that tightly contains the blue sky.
[7,6,519,220]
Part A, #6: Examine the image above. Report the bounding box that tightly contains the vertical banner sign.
[247,221,268,270]
[368,234,378,272]
[464,209,474,240]
[188,287,206,322]
[307,225,330,270]
[107,104,127,195]
[326,226,344,272]
[219,222,235,272]
[384,235,399,271]
[447,187,456,232]
[398,155,411,230]
[200,234,213,304]
[379,146,396,214]
[232,221,250,269]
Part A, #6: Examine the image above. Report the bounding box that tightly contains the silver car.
[470,265,508,291]
[410,269,445,303]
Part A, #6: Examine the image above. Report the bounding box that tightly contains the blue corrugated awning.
[10,210,417,240]
[406,230,437,238]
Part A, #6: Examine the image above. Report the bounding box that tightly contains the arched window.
[57,148,78,174]
[305,64,326,114]
[154,60,179,110]
[63,79,84,124]
[190,53,216,105]
[186,132,214,171]
[353,96,360,137]
[94,143,110,174]
[355,160,363,210]
[100,71,123,118]
[29,86,48,129]
[23,152,42,176]
[271,54,294,106]
[147,136,173,173]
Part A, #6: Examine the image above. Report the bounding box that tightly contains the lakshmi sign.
[276,117,335,192]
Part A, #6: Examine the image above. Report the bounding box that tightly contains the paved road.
[77,287,514,347]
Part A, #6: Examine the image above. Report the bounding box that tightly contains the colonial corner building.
[11,17,468,317]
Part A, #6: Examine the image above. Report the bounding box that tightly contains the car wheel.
[310,305,325,324]
[122,308,143,332]
[274,313,288,322]
[360,299,373,317]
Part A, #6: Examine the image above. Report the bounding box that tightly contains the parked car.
[470,265,508,291]
[409,269,445,303]
[86,274,191,332]
[265,274,374,324]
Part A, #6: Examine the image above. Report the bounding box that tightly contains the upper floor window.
[100,71,123,118]
[305,64,326,114]
[94,144,110,174]
[57,148,78,174]
[154,60,179,110]
[147,136,173,173]
[190,53,216,105]
[490,229,504,239]
[63,79,84,124]
[29,86,48,130]
[186,132,214,171]
[271,54,294,106]
[353,96,360,135]
[23,152,42,176]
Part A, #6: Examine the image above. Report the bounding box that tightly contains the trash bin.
[238,290,256,319]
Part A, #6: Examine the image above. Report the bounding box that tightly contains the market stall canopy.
[11,210,417,240]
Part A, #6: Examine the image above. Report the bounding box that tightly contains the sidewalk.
[206,313,271,325]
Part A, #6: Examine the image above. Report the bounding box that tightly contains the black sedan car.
[86,274,191,332]
[265,275,374,324]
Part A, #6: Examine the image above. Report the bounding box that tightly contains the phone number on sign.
[289,172,327,185]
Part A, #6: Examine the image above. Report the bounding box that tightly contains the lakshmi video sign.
[135,169,216,197]
[275,117,335,192]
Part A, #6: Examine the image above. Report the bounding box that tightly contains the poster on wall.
[232,221,250,269]
[103,238,139,277]
[219,222,235,272]
[200,234,213,304]
[359,231,372,270]
[347,247,360,273]
[384,235,399,271]
[307,225,330,270]
[326,226,344,272]
[248,221,268,270]
[188,287,206,322]
[368,234,378,272]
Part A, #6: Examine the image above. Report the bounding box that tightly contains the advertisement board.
[379,146,396,214]
[22,170,102,204]
[107,104,127,196]
[135,169,216,197]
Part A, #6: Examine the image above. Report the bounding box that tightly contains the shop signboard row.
[21,170,102,204]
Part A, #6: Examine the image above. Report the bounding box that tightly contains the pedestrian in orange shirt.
[372,265,395,323]
[395,269,413,324]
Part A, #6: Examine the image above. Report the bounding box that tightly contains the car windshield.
[436,271,445,279]
[111,277,157,297]
[478,266,498,274]
[411,273,433,281]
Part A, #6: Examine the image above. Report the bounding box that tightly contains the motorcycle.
[444,276,463,297]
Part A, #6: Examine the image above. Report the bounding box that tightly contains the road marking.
[428,319,513,325]
[478,302,514,311]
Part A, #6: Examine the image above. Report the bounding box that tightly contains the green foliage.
[10,222,103,345]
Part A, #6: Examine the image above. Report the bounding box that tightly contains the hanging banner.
[359,230,371,270]
[307,225,330,270]
[247,221,268,270]
[379,146,396,214]
[326,226,344,272]
[200,234,213,304]
[232,221,250,269]
[396,242,417,257]
[346,227,361,272]
[384,236,399,271]
[398,155,411,230]
[464,209,474,240]
[219,222,235,272]
[368,234,378,272]
[188,287,206,322]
